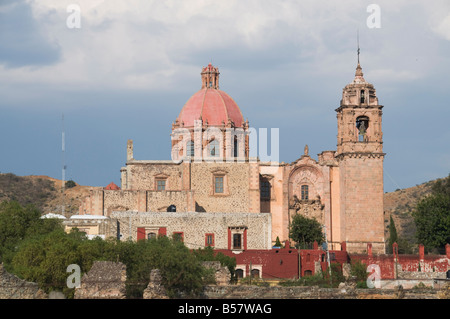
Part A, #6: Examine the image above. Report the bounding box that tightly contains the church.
[70,59,386,254]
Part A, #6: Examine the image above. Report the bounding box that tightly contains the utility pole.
[61,113,66,216]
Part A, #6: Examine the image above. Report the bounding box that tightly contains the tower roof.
[352,62,367,84]
[176,64,244,127]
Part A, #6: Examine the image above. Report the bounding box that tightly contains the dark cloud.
[0,0,61,68]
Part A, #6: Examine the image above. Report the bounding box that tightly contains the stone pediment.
[291,155,318,167]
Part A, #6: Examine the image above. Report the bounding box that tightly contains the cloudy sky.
[0,0,449,193]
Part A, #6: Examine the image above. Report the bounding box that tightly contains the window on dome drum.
[233,233,242,250]
[209,140,220,157]
[260,180,271,199]
[187,140,194,157]
[156,179,166,191]
[215,176,224,194]
[301,185,309,200]
[234,136,238,157]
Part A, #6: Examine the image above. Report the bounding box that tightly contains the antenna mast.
[62,113,66,216]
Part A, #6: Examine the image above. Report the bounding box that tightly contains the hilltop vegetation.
[0,173,98,216]
[0,173,57,212]
[384,174,450,253]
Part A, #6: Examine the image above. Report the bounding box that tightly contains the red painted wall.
[213,242,450,280]
[216,241,300,279]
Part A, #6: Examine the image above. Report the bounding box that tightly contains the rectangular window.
[215,176,224,194]
[260,181,271,199]
[205,234,214,247]
[301,185,309,200]
[233,233,242,249]
[157,179,166,191]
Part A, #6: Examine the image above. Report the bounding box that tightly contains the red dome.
[177,88,244,127]
[105,182,120,190]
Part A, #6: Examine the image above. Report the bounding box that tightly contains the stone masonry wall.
[126,162,183,191]
[0,264,47,299]
[110,211,271,249]
[74,261,127,299]
[339,155,385,254]
[191,162,250,213]
[203,284,444,299]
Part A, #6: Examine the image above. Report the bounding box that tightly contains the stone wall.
[74,261,127,299]
[203,284,443,299]
[338,155,385,254]
[126,161,183,191]
[202,261,231,286]
[143,269,168,299]
[110,211,272,249]
[191,162,251,213]
[0,264,47,299]
[147,190,194,212]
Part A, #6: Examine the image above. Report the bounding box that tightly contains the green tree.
[10,228,85,297]
[289,214,324,249]
[0,201,62,264]
[432,174,450,197]
[65,180,77,189]
[274,236,283,248]
[413,193,450,253]
[387,215,398,253]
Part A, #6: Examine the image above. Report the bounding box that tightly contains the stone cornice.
[335,152,386,160]
[335,104,384,112]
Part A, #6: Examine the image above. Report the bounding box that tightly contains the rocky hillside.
[383,179,438,248]
[0,173,100,216]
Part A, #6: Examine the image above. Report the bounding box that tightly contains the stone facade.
[110,211,272,250]
[76,62,387,254]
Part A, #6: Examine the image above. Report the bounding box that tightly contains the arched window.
[209,139,220,157]
[186,140,194,157]
[235,269,244,279]
[301,185,309,200]
[147,232,156,240]
[251,269,260,278]
[360,90,366,104]
[233,136,238,157]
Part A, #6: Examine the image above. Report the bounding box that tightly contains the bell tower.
[335,59,386,254]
